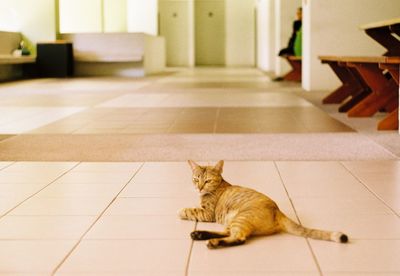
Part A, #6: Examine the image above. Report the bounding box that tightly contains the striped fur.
[179,160,348,249]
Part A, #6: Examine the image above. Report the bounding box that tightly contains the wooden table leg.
[366,27,400,56]
[378,108,399,130]
[283,58,302,82]
[322,61,368,104]
[347,62,398,117]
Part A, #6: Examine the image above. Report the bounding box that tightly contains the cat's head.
[188,160,224,195]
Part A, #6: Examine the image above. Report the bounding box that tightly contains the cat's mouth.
[199,189,210,196]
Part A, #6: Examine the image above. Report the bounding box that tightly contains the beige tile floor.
[0,68,351,135]
[0,68,399,275]
[0,161,398,275]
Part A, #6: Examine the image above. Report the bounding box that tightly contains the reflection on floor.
[0,68,399,275]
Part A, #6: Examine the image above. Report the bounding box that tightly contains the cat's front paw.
[178,208,189,220]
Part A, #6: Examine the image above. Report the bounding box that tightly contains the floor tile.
[0,197,23,216]
[120,181,197,199]
[311,239,400,273]
[0,216,95,240]
[54,171,135,185]
[72,162,142,173]
[189,237,318,273]
[57,240,190,274]
[0,183,48,199]
[36,183,124,198]
[9,197,111,216]
[105,197,195,216]
[0,162,13,170]
[85,215,194,240]
[0,172,64,184]
[298,213,400,240]
[3,161,77,172]
[291,197,393,215]
[374,194,400,214]
[276,161,374,198]
[0,240,75,274]
[132,162,192,183]
[0,107,85,134]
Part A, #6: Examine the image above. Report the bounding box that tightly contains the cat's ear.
[214,160,224,173]
[188,160,199,171]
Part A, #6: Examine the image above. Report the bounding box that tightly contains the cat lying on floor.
[179,160,348,249]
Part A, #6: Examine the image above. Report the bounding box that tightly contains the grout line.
[273,161,323,276]
[213,108,221,133]
[0,161,17,172]
[0,162,81,220]
[51,162,146,275]
[340,161,400,218]
[184,221,197,276]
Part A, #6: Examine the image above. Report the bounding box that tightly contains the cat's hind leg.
[191,230,229,240]
[206,226,251,249]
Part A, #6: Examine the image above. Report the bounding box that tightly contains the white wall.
[274,0,301,75]
[256,0,275,71]
[127,0,158,35]
[104,0,127,32]
[226,0,256,66]
[0,0,56,54]
[59,0,102,33]
[303,0,400,91]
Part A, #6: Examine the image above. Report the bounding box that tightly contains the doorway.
[195,0,226,66]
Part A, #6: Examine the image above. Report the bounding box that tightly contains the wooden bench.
[0,31,36,64]
[320,56,371,112]
[0,31,35,80]
[360,18,400,56]
[60,33,165,77]
[377,57,400,130]
[319,56,399,130]
[282,56,302,82]
[320,18,400,130]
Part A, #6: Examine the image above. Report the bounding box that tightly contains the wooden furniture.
[360,18,400,56]
[0,31,35,81]
[320,56,399,130]
[320,18,400,130]
[282,56,302,82]
[320,56,371,112]
[377,57,400,130]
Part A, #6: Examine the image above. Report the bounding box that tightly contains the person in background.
[273,7,302,81]
[278,7,302,57]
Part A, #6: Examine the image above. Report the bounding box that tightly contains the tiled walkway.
[0,68,399,275]
[0,68,351,135]
[0,161,399,275]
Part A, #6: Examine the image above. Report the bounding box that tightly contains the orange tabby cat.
[179,160,348,249]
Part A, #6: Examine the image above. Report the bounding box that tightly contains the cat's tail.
[277,211,348,243]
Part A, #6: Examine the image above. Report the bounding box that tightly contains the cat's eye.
[205,179,212,184]
[193,178,199,182]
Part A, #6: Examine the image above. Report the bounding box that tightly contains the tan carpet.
[0,133,396,161]
[0,135,13,142]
